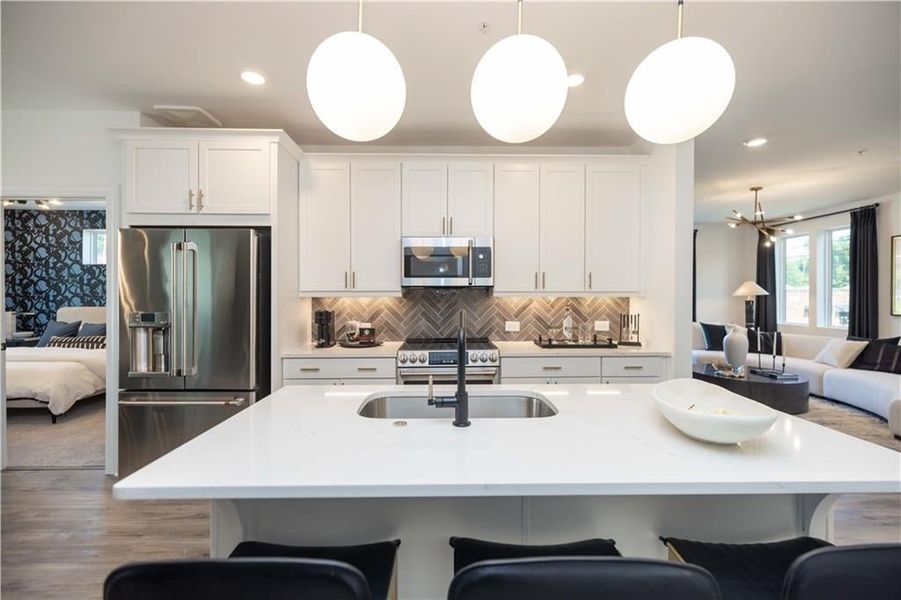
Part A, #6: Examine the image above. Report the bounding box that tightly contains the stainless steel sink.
[357,391,558,419]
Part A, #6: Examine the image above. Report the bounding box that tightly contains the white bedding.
[5,347,107,415]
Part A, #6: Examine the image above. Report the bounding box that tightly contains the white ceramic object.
[653,378,777,444]
[723,326,749,368]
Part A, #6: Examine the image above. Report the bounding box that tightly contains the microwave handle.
[467,239,474,286]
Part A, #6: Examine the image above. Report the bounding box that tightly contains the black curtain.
[692,229,698,322]
[756,231,777,331]
[849,206,878,339]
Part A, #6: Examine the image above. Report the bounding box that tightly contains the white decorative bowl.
[653,378,777,444]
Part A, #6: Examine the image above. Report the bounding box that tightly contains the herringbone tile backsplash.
[312,290,629,341]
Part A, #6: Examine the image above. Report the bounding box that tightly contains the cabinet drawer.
[283,358,396,380]
[602,376,662,384]
[283,377,395,386]
[501,357,601,379]
[602,356,664,378]
[503,376,600,385]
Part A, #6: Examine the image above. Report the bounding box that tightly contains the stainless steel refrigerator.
[118,227,270,477]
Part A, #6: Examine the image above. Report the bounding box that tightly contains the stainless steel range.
[396,337,500,385]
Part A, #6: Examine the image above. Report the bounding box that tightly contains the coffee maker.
[314,310,336,348]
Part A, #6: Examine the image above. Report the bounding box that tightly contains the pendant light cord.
[677,0,684,39]
[358,0,363,32]
[517,0,523,35]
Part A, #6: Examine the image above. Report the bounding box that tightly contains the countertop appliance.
[314,310,336,348]
[401,236,493,288]
[396,337,499,384]
[118,227,270,477]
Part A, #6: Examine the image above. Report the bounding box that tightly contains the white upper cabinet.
[351,162,401,293]
[402,162,447,236]
[585,163,642,293]
[125,140,198,214]
[447,163,494,236]
[299,162,352,293]
[494,162,540,293]
[198,140,271,214]
[540,163,585,293]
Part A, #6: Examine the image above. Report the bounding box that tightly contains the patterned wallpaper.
[4,210,106,336]
[312,289,630,342]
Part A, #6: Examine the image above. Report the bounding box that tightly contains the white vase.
[723,326,749,369]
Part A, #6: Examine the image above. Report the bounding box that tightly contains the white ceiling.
[2,1,899,222]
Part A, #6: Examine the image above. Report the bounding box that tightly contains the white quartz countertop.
[113,383,900,501]
[283,342,402,358]
[495,341,671,358]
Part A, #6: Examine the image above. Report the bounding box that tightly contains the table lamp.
[733,281,769,329]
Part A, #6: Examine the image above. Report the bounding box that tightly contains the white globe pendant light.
[306,0,406,142]
[624,0,735,145]
[471,0,568,143]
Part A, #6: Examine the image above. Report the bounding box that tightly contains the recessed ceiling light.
[240,70,266,85]
[793,214,803,221]
[566,73,585,88]
[743,137,768,148]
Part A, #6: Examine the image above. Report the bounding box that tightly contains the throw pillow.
[850,337,901,372]
[813,338,869,368]
[48,335,106,349]
[79,322,106,337]
[36,320,82,347]
[748,329,783,355]
[699,323,727,351]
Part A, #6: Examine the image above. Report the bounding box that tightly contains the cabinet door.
[351,162,402,293]
[539,163,586,293]
[125,140,198,214]
[299,162,351,293]
[402,162,447,236]
[198,140,271,214]
[448,162,493,236]
[586,165,641,292]
[493,162,540,293]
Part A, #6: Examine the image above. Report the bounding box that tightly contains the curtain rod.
[789,203,879,225]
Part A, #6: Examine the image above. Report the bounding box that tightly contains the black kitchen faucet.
[427,310,470,427]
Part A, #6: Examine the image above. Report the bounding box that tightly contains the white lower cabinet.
[602,377,662,384]
[502,377,601,385]
[602,356,664,379]
[283,358,396,382]
[284,378,394,386]
[500,355,666,385]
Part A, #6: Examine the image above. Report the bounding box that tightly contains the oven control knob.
[488,352,498,362]
[399,353,408,364]
[418,353,427,364]
[479,352,488,362]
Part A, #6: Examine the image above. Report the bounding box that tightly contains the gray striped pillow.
[48,335,107,349]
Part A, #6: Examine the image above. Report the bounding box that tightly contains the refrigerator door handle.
[119,397,247,407]
[183,241,199,377]
[169,241,181,376]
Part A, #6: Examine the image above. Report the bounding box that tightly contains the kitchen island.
[114,383,900,599]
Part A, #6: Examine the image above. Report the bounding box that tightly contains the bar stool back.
[104,558,371,600]
[447,557,721,600]
[782,544,901,600]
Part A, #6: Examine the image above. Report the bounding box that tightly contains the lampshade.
[624,36,735,145]
[470,33,569,144]
[306,31,406,142]
[733,281,769,297]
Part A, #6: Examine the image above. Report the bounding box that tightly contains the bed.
[5,306,107,422]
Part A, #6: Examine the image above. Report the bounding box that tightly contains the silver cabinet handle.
[534,272,538,290]
[119,397,246,407]
[344,271,348,289]
[623,365,644,370]
[198,189,205,211]
[442,216,446,234]
[542,272,546,289]
[352,271,356,289]
[588,272,592,290]
[188,190,194,211]
[299,367,321,372]
[542,366,563,371]
[449,216,454,234]
[357,367,377,372]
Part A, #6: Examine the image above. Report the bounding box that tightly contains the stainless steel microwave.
[401,236,493,288]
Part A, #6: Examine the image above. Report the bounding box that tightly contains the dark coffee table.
[692,363,810,415]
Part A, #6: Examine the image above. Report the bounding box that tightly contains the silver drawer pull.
[623,365,644,370]
[357,367,378,372]
[299,367,320,372]
[542,366,563,371]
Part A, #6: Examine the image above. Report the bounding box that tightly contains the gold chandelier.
[726,186,802,247]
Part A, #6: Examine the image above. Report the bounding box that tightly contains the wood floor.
[1,468,898,599]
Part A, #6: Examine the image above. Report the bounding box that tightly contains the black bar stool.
[230,539,400,600]
[447,557,721,600]
[659,536,832,600]
[449,536,620,573]
[104,558,370,600]
[783,544,901,600]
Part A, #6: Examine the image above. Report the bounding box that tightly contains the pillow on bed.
[36,320,81,347]
[48,335,106,349]
[79,322,106,336]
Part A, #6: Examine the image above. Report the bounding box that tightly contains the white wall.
[877,193,901,337]
[694,223,758,325]
[1,109,140,189]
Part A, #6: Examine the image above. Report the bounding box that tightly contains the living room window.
[825,227,851,328]
[778,234,811,325]
[82,229,107,265]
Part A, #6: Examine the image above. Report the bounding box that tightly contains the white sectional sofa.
[691,323,901,437]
